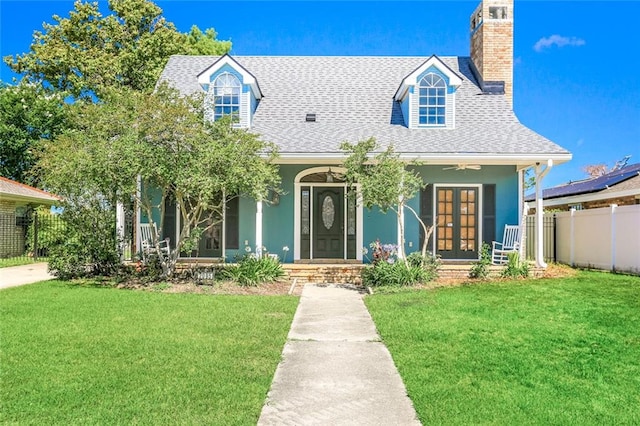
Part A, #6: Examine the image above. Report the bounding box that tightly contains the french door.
[436,187,479,259]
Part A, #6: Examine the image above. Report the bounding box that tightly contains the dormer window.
[418,73,446,126]
[213,73,241,121]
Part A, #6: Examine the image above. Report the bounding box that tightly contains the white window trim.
[417,73,447,127]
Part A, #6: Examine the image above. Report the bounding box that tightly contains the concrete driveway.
[0,263,54,290]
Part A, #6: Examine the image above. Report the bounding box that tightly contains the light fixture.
[326,168,334,183]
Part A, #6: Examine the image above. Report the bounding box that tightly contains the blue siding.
[408,165,519,250]
[363,207,397,259]
[143,165,518,263]
[261,165,300,261]
[209,64,243,84]
[400,96,410,127]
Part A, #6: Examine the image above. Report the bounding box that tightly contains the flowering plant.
[369,240,398,264]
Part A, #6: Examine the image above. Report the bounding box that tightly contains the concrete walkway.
[258,284,421,425]
[0,263,54,289]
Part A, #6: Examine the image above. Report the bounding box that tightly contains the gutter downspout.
[535,160,553,268]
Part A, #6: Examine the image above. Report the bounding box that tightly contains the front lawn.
[366,271,640,425]
[0,281,298,425]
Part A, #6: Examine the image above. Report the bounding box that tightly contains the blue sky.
[1,1,638,189]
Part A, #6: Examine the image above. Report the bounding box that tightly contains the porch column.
[534,160,553,268]
[116,201,125,260]
[256,200,263,255]
[518,168,525,259]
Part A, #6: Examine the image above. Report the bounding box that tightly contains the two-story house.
[149,0,571,267]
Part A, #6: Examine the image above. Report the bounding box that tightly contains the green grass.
[0,257,46,268]
[0,281,298,425]
[365,271,640,425]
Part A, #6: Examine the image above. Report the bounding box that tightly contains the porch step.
[283,264,366,285]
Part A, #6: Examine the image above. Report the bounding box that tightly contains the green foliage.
[223,255,284,287]
[340,138,432,257]
[1,281,297,424]
[469,242,492,279]
[4,0,231,97]
[341,138,424,213]
[183,25,232,55]
[25,207,65,257]
[363,251,439,287]
[0,82,68,185]
[406,251,440,279]
[47,199,122,280]
[39,86,280,278]
[500,252,530,278]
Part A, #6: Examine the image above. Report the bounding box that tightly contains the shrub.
[469,243,492,279]
[500,252,530,279]
[406,251,440,281]
[48,200,122,280]
[223,255,284,286]
[363,250,440,287]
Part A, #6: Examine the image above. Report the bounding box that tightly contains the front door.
[313,187,344,258]
[436,187,479,260]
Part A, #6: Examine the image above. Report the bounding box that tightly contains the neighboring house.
[525,163,640,211]
[0,177,60,257]
[147,0,571,266]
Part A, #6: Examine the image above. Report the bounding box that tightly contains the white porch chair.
[139,223,170,262]
[491,225,521,265]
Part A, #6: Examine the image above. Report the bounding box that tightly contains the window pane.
[419,116,427,124]
[211,73,241,123]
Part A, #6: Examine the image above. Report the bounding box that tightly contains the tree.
[583,164,608,178]
[39,86,280,278]
[184,26,232,55]
[4,0,231,98]
[340,138,433,263]
[0,82,68,185]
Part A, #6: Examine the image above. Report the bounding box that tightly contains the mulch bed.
[112,263,578,296]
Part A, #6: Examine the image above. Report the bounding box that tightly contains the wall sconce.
[326,168,334,183]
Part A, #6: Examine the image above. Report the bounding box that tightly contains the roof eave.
[273,152,572,166]
[0,193,60,206]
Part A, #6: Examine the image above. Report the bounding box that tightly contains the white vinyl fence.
[553,204,640,274]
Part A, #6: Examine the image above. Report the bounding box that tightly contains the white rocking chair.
[491,225,521,265]
[139,223,170,262]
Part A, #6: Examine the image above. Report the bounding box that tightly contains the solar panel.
[527,163,640,201]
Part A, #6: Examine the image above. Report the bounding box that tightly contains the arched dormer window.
[213,73,241,121]
[418,73,446,126]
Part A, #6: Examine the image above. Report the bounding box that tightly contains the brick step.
[283,264,366,284]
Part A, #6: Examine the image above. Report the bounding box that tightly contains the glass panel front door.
[436,187,479,259]
[313,187,344,259]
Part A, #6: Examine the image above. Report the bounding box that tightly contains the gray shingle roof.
[158,55,570,159]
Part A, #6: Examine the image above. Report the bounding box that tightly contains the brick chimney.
[469,0,514,106]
